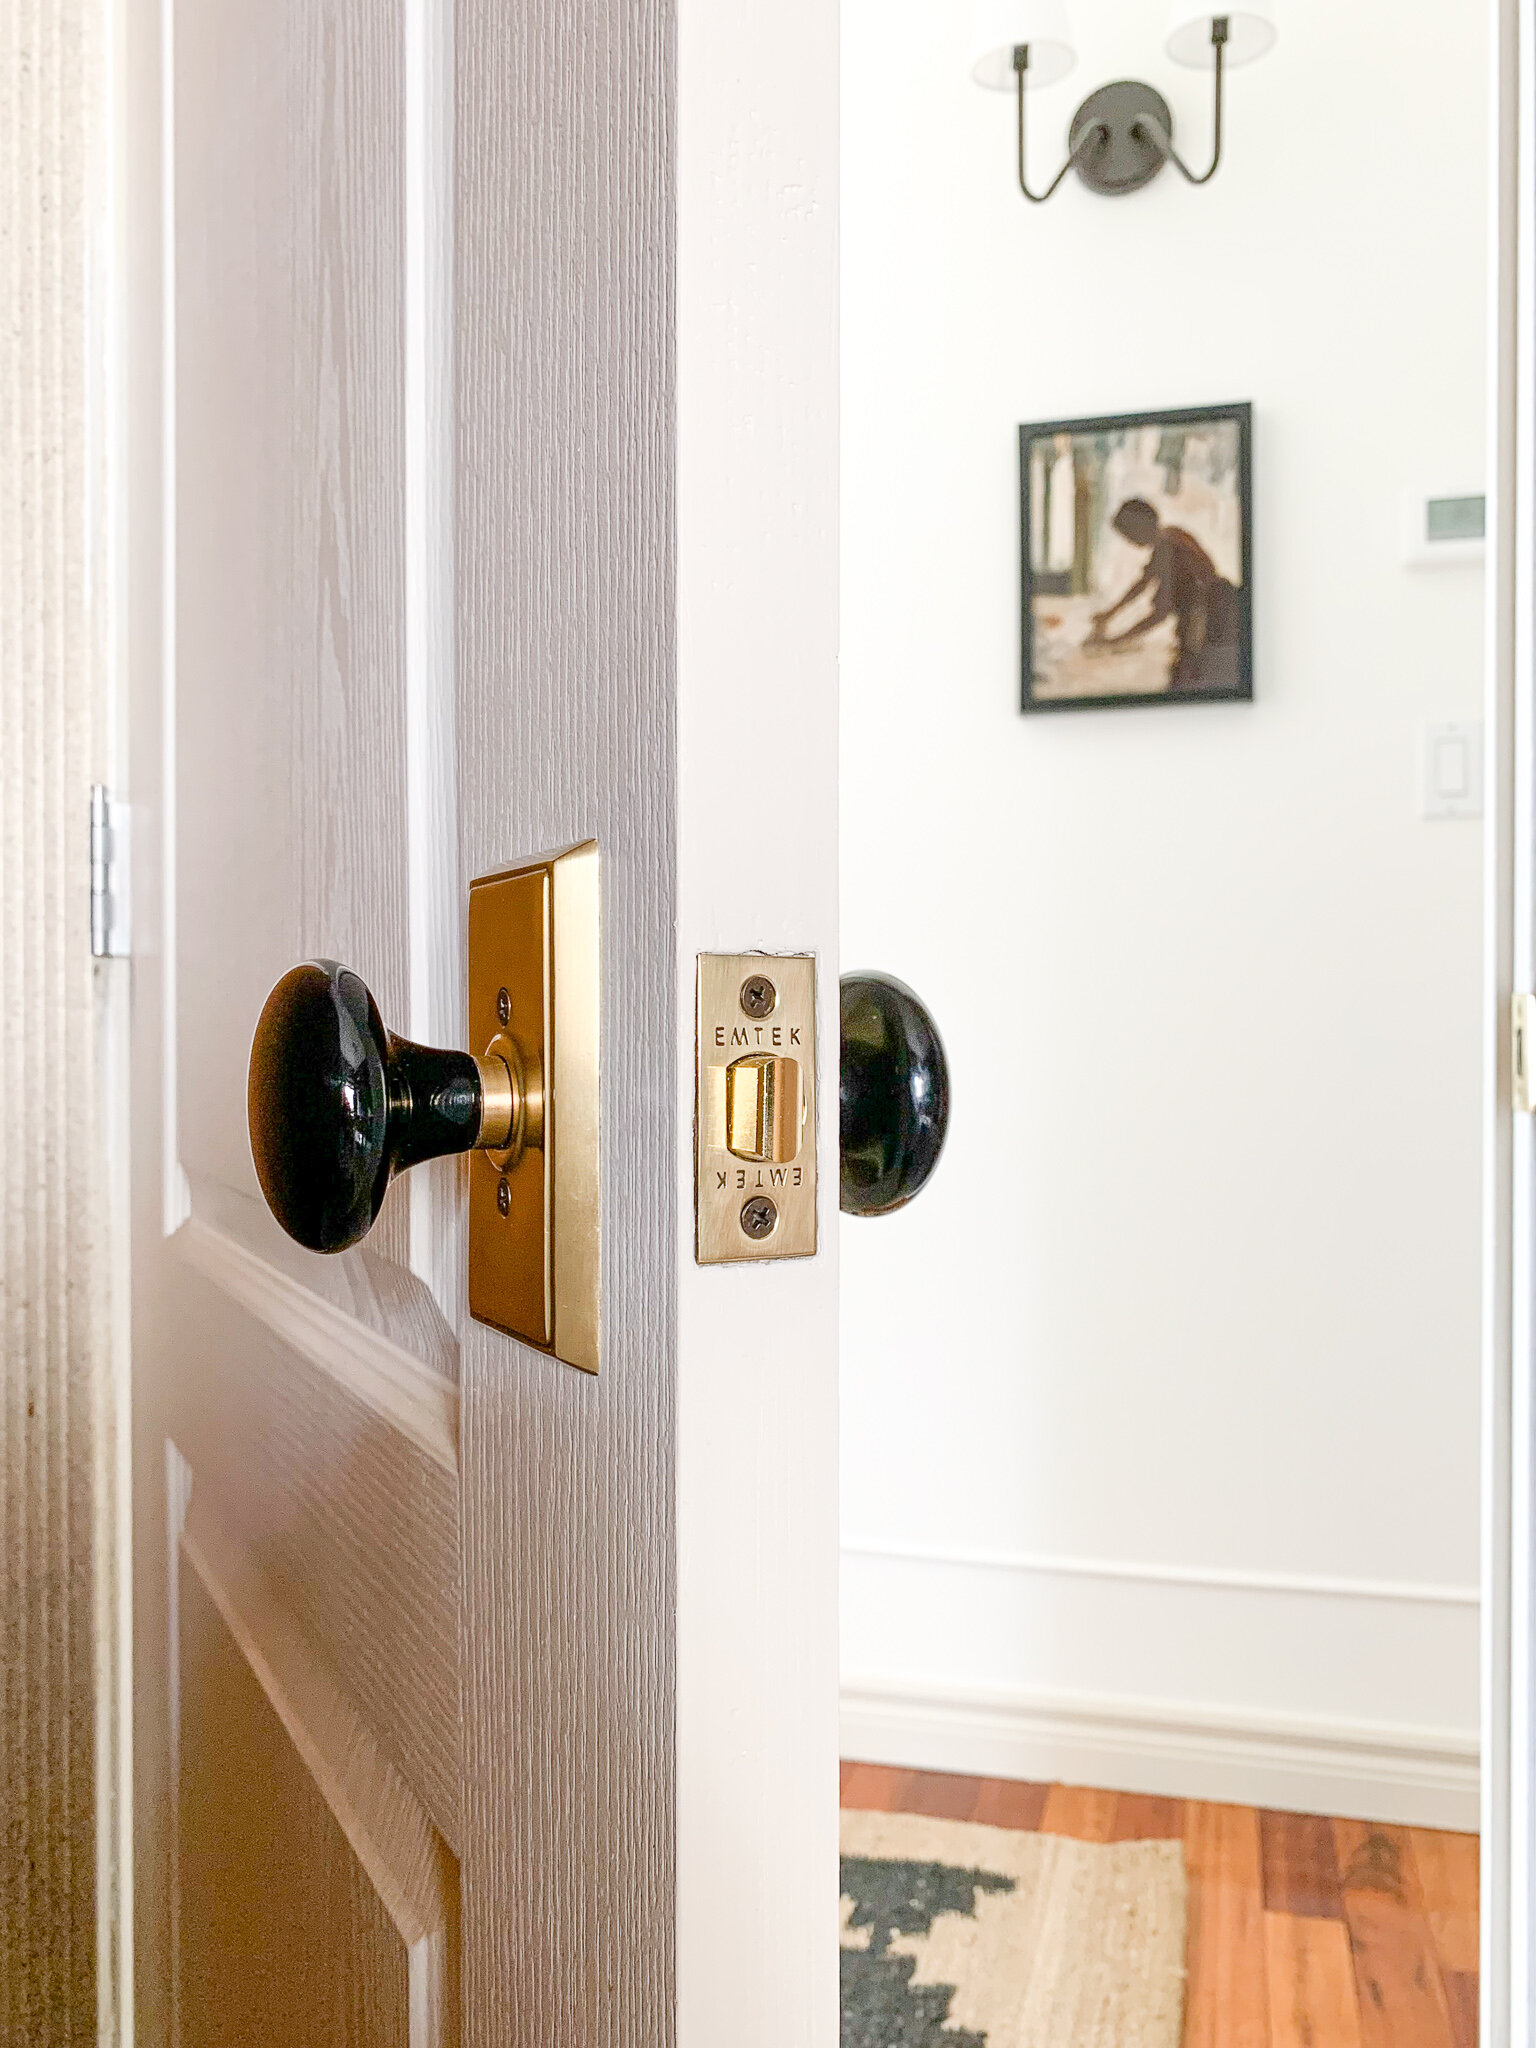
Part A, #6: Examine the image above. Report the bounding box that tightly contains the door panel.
[143,0,467,2019]
[183,1178,460,1391]
[453,0,679,2029]
[178,1490,458,2048]
[453,0,840,2034]
[168,1260,460,1844]
[174,0,417,1282]
[131,0,839,2031]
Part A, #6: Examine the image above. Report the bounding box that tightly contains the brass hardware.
[696,953,817,1263]
[1515,994,1536,1114]
[724,1054,801,1163]
[473,1052,516,1151]
[480,1030,544,1170]
[739,974,777,1020]
[468,841,601,1372]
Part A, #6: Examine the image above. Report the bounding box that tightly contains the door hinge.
[1514,993,1536,1113]
[90,785,130,959]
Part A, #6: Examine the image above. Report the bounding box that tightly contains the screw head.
[497,988,512,1027]
[496,1177,511,1217]
[740,974,777,1020]
[740,1194,778,1240]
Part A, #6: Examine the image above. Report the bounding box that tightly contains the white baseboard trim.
[841,1673,1480,1833]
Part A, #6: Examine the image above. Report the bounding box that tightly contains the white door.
[126,0,840,2038]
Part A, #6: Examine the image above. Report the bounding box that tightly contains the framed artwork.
[1020,402,1253,712]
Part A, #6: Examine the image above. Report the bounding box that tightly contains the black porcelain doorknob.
[248,961,525,1254]
[839,972,951,1217]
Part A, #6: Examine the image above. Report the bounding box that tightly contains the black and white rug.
[840,1810,1187,2048]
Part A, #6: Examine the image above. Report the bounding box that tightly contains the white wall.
[840,0,1488,1827]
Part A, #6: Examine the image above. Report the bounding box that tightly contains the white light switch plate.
[1421,720,1484,821]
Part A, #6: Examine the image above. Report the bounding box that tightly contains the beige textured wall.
[1,0,107,2038]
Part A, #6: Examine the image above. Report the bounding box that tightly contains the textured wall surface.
[0,0,105,2038]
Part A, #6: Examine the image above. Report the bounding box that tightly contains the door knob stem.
[473,1052,516,1152]
[384,1041,486,1174]
[474,1035,544,1169]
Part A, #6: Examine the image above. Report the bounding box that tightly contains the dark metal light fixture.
[970,2,1278,203]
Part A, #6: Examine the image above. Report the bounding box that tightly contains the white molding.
[402,0,460,1319]
[1488,0,1528,2038]
[177,1217,459,1475]
[841,1671,1481,1834]
[842,1538,1480,1611]
[164,1441,192,2048]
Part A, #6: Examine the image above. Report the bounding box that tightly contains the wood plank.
[839,1766,1479,2048]
[1410,1829,1480,1976]
[1339,1886,1457,2048]
[1040,1784,1118,1841]
[898,1770,982,1822]
[1337,1822,1457,2048]
[1260,1810,1344,1920]
[1184,1801,1270,2048]
[1442,1969,1478,2048]
[1112,1792,1183,1841]
[1334,1819,1418,1904]
[838,1762,908,1814]
[971,1777,1049,1833]
[1264,1912,1361,2048]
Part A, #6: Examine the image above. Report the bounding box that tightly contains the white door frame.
[1487,2,1531,2041]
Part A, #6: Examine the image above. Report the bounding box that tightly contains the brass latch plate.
[468,841,600,1372]
[695,954,817,1264]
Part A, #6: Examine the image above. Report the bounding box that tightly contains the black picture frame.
[1019,401,1253,714]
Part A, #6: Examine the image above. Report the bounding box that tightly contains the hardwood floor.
[840,1762,1479,2045]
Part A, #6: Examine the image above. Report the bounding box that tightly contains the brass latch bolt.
[722,1054,802,1164]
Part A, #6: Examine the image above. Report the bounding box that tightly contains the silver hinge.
[90,785,130,959]
[1514,993,1536,1113]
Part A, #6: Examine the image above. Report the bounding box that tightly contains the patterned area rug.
[840,1810,1187,2048]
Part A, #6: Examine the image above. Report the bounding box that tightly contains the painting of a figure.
[1020,404,1252,711]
